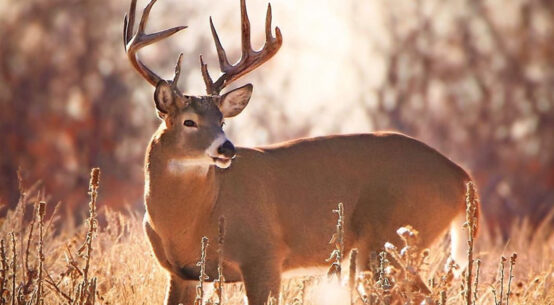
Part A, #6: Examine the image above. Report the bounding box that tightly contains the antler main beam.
[124,0,187,87]
[201,0,283,95]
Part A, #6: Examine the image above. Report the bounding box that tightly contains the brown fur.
[144,129,475,305]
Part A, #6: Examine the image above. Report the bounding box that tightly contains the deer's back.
[214,132,470,268]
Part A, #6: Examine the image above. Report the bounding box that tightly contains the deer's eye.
[184,120,197,127]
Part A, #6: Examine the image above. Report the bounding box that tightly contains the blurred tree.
[352,0,553,235]
[0,0,158,209]
[0,0,552,236]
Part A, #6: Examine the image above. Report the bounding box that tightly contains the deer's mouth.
[211,156,232,168]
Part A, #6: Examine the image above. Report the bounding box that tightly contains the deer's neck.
[144,137,219,229]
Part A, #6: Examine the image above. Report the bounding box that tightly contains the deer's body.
[123,0,478,304]
[144,131,471,305]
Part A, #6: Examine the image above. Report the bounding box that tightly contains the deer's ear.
[219,84,253,118]
[154,81,175,115]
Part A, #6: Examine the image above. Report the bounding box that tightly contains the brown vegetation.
[0,169,551,305]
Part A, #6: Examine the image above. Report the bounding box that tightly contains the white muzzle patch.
[206,134,233,169]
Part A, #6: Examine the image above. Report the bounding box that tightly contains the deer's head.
[124,0,282,168]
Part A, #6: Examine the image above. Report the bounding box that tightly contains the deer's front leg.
[165,276,196,305]
[143,217,174,271]
[240,257,282,305]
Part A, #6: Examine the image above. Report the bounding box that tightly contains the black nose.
[217,140,236,158]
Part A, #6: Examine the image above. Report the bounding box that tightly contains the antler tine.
[203,0,283,95]
[200,55,215,95]
[172,53,184,90]
[124,13,129,48]
[124,0,138,45]
[209,17,232,73]
[240,0,252,58]
[265,3,272,41]
[124,0,187,87]
[265,3,282,44]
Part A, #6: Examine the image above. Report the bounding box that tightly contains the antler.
[201,0,283,95]
[124,0,187,89]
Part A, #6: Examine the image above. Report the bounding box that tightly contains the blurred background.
[0,0,552,236]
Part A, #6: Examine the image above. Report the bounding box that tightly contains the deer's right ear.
[219,84,253,118]
[154,81,175,116]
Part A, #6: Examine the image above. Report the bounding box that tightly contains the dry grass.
[0,171,552,305]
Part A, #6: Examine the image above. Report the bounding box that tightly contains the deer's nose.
[217,140,236,158]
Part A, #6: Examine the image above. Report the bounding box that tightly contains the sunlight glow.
[312,280,350,305]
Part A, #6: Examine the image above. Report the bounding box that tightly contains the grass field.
[0,169,551,305]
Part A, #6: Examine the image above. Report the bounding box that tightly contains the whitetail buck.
[124,0,478,304]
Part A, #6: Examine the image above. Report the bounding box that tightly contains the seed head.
[90,168,101,189]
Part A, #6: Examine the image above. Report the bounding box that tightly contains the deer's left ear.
[154,80,177,117]
[219,84,253,118]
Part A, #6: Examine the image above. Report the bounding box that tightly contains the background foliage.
[0,0,552,234]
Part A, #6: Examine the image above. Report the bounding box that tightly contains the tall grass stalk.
[464,181,478,305]
[195,236,209,305]
[81,168,99,284]
[506,253,517,305]
[326,202,344,281]
[0,240,7,302]
[36,201,45,305]
[472,259,481,305]
[10,233,16,305]
[215,217,225,305]
[349,249,358,305]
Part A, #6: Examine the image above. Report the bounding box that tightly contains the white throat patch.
[167,158,210,176]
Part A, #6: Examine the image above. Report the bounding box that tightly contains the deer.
[123,0,479,304]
